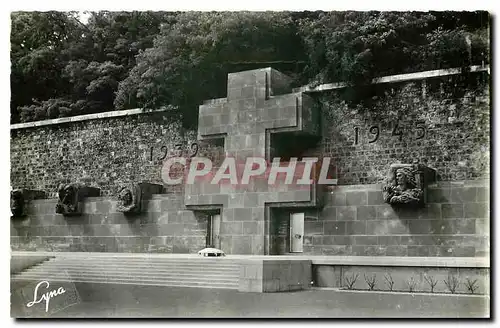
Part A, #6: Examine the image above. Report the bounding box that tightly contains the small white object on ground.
[197,248,225,257]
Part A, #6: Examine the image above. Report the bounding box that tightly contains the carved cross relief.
[184,68,322,255]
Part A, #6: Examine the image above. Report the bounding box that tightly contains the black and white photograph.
[6,3,492,319]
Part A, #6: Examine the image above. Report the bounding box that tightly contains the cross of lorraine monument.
[184,68,324,255]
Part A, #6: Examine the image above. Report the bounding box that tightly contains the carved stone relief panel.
[55,183,101,216]
[382,164,436,207]
[117,182,164,214]
[10,189,46,219]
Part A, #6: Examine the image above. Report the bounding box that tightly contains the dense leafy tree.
[298,11,489,85]
[114,11,303,128]
[10,11,84,122]
[11,11,490,125]
[11,11,170,123]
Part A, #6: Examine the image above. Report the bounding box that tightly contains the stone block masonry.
[10,111,222,196]
[307,72,490,185]
[185,67,322,255]
[11,194,209,254]
[10,67,490,258]
[239,259,311,292]
[11,179,489,257]
[11,70,489,194]
[300,180,490,257]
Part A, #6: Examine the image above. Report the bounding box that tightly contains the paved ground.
[12,283,490,318]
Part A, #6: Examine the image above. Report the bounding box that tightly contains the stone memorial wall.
[10,112,221,196]
[311,74,490,185]
[10,67,490,257]
[11,194,208,253]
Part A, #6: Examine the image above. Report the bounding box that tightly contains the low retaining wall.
[239,259,311,292]
[313,261,489,295]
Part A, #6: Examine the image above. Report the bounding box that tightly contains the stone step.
[51,257,238,262]
[21,269,239,279]
[11,276,239,289]
[22,269,238,277]
[48,259,239,268]
[27,263,240,273]
[14,272,239,283]
[15,255,243,290]
[33,264,239,272]
[46,263,240,269]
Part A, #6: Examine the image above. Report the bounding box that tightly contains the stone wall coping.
[30,198,58,203]
[11,65,489,130]
[325,179,489,192]
[309,256,489,268]
[10,107,169,130]
[82,195,180,202]
[11,251,489,268]
[293,65,489,93]
[23,178,490,203]
[151,193,183,200]
[84,195,180,202]
[28,194,182,202]
[202,97,227,105]
[428,180,490,188]
[241,259,312,265]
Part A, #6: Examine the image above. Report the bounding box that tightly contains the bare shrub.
[406,276,418,293]
[424,275,438,293]
[344,272,359,290]
[443,274,461,294]
[384,273,395,291]
[364,273,377,291]
[464,277,479,294]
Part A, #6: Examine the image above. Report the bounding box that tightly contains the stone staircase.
[11,255,240,290]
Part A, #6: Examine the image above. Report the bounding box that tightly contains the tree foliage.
[114,11,303,127]
[298,11,489,85]
[11,11,490,126]
[11,11,83,122]
[11,11,170,123]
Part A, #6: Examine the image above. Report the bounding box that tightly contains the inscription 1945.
[354,121,425,145]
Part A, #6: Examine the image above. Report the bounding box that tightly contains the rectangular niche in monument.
[55,183,101,216]
[117,182,164,215]
[10,189,47,219]
[382,163,437,207]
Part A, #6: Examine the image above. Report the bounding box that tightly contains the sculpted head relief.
[119,188,133,206]
[117,186,137,213]
[11,189,47,218]
[116,182,163,214]
[383,166,424,206]
[396,167,416,189]
[55,183,100,216]
[10,189,25,218]
[56,184,79,214]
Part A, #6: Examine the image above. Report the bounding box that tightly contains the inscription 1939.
[148,142,198,161]
[354,121,426,145]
